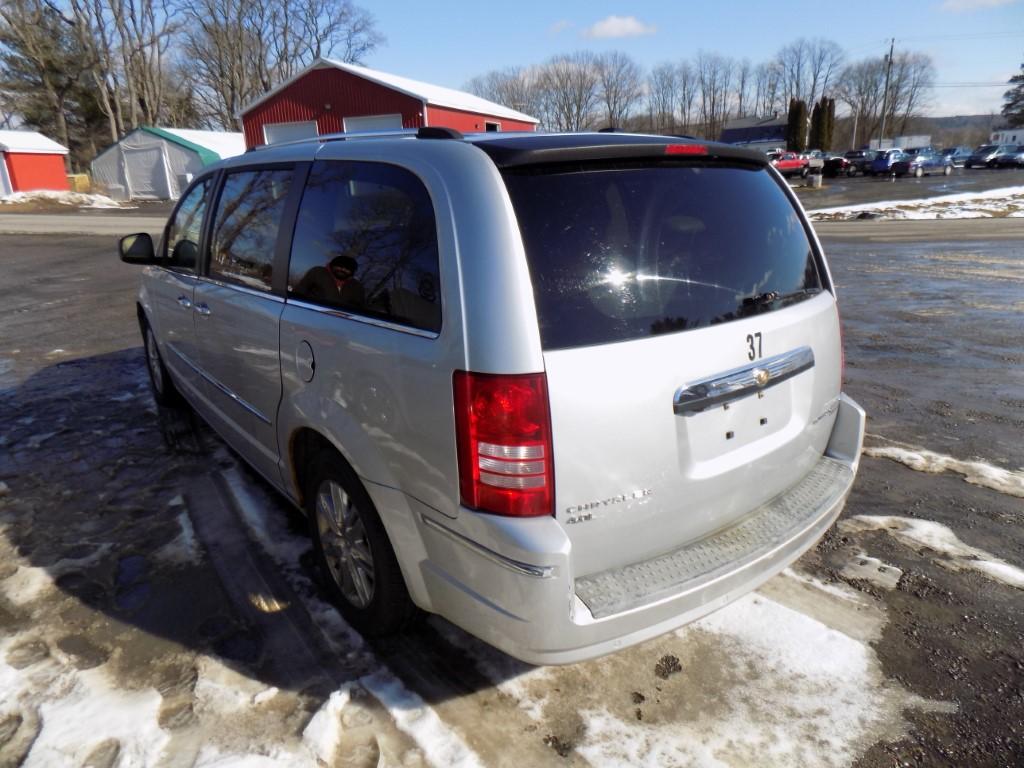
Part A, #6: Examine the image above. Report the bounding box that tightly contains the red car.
[767,151,809,178]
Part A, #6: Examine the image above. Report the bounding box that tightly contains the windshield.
[976,145,996,153]
[502,161,824,350]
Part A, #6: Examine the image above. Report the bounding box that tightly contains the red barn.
[240,58,538,149]
[0,130,69,195]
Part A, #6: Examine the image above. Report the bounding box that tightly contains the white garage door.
[263,121,319,145]
[343,114,404,133]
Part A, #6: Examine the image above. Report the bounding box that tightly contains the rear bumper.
[413,393,866,665]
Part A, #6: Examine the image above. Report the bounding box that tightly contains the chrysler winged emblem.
[753,368,770,387]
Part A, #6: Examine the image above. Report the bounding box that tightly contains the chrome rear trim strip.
[421,515,555,579]
[674,346,815,415]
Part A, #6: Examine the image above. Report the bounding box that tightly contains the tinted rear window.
[502,162,823,350]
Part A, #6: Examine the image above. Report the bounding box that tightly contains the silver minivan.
[120,129,865,664]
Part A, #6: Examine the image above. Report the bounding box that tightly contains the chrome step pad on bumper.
[575,455,854,619]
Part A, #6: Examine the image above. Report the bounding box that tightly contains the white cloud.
[548,19,571,35]
[940,0,1018,12]
[582,15,657,39]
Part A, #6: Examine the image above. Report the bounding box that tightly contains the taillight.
[453,371,553,517]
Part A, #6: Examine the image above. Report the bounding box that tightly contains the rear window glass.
[502,162,823,350]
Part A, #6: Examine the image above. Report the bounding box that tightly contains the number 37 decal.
[746,332,763,361]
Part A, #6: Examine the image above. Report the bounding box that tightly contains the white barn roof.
[0,129,68,155]
[153,128,246,159]
[241,58,539,125]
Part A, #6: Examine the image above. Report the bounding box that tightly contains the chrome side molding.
[674,346,815,415]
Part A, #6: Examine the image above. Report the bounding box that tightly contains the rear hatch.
[500,148,842,576]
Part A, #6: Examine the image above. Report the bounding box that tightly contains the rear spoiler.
[472,133,769,169]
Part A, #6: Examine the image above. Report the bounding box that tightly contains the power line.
[932,82,1010,87]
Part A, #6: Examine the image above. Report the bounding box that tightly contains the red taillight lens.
[665,144,708,156]
[453,371,553,517]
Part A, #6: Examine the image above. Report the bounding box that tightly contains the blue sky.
[366,0,1024,116]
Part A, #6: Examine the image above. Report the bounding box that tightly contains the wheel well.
[290,428,353,510]
[136,303,147,333]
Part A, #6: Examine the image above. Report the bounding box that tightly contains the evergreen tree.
[823,98,836,151]
[1003,57,1024,128]
[809,100,823,149]
[786,98,808,152]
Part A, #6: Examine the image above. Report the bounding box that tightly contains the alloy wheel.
[315,479,375,608]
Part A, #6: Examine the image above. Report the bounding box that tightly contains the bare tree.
[753,61,783,116]
[595,50,642,129]
[466,66,543,121]
[734,58,752,118]
[676,60,697,132]
[647,62,676,133]
[888,51,935,135]
[836,51,933,146]
[696,51,734,138]
[180,0,383,129]
[537,51,599,132]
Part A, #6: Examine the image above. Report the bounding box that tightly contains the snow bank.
[863,441,1024,498]
[841,515,1024,589]
[0,190,127,209]
[808,184,1024,221]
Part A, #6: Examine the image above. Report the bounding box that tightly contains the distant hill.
[904,114,1002,146]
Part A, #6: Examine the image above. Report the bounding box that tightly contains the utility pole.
[878,38,895,148]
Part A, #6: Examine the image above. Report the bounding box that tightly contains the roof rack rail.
[417,126,463,140]
[250,126,464,151]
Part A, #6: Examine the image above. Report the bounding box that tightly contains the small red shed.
[240,59,538,149]
[0,130,69,195]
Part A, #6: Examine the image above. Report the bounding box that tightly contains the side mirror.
[119,232,157,265]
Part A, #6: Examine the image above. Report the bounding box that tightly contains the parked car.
[869,148,905,175]
[119,129,865,665]
[992,145,1024,168]
[768,150,810,177]
[843,149,877,175]
[964,144,1011,168]
[941,146,973,166]
[800,150,826,174]
[891,151,954,177]
[824,153,857,177]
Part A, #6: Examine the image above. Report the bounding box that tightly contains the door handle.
[194,303,211,316]
[177,295,192,309]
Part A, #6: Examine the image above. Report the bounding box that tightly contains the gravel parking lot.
[0,218,1021,767]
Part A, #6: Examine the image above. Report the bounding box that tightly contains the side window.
[166,179,210,271]
[289,160,441,333]
[208,168,293,291]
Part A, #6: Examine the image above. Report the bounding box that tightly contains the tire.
[914,166,923,178]
[943,165,952,176]
[307,453,416,636]
[800,166,809,178]
[847,168,857,178]
[143,319,182,407]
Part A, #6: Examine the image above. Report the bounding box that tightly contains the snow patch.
[782,567,867,603]
[301,686,352,764]
[1,565,53,606]
[0,654,170,768]
[361,671,485,768]
[863,441,1024,498]
[575,594,945,767]
[157,509,202,565]
[0,190,129,209]
[808,185,1024,221]
[840,553,903,590]
[841,516,1024,589]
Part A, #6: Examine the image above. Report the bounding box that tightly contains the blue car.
[942,146,973,167]
[869,149,905,175]
[892,151,954,178]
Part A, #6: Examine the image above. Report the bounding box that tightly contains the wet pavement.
[0,225,1022,767]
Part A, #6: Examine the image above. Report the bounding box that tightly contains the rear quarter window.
[502,161,823,350]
